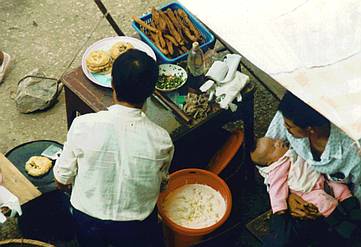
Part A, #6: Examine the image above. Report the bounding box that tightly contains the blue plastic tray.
[132,2,215,64]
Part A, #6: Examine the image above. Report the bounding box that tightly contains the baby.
[251,137,361,239]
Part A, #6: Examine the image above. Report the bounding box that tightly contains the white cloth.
[205,54,241,84]
[201,54,248,110]
[54,104,174,221]
[215,71,248,109]
[257,150,320,193]
[205,61,228,82]
[0,185,22,223]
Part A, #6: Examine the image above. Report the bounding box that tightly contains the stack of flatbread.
[86,51,112,74]
[85,41,134,75]
[110,41,133,60]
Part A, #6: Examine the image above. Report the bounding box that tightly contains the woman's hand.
[288,193,321,219]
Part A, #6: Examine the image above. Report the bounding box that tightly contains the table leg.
[64,87,77,129]
[64,86,95,129]
[241,88,255,183]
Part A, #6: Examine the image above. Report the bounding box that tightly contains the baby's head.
[250,137,289,166]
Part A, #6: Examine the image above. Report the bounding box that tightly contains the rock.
[15,69,59,113]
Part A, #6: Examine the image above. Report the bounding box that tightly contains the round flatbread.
[86,51,112,74]
[25,156,53,177]
[110,41,133,60]
[87,62,112,74]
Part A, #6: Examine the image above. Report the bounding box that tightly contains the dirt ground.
[1,0,280,246]
[0,0,172,153]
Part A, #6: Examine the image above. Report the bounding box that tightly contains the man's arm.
[160,142,174,192]
[53,120,80,190]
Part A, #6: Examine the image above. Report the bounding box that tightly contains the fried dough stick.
[132,15,158,33]
[159,11,183,45]
[180,46,188,53]
[166,40,174,55]
[165,9,186,43]
[151,7,167,32]
[164,34,179,47]
[177,9,202,41]
[158,31,166,49]
[150,31,168,55]
[150,22,166,49]
[174,10,197,42]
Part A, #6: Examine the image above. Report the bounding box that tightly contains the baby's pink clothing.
[292,175,351,216]
[267,157,352,216]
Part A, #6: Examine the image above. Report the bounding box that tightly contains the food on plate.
[110,41,134,60]
[25,156,53,177]
[156,74,184,90]
[1,206,10,216]
[86,50,112,74]
[132,6,204,58]
[162,184,226,229]
[183,92,211,120]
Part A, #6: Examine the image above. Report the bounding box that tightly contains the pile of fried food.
[132,7,204,58]
[183,92,211,120]
[86,41,133,74]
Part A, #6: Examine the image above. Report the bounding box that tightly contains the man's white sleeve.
[53,121,79,185]
[160,142,174,191]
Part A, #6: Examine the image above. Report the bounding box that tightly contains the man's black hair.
[111,49,158,105]
[278,91,329,128]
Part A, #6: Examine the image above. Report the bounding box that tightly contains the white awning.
[179,0,361,141]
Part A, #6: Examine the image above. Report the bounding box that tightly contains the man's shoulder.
[70,110,110,130]
[144,118,172,141]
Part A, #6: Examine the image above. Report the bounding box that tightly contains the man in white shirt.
[54,49,174,247]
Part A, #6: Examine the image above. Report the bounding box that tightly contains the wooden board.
[245,210,271,243]
[0,153,41,205]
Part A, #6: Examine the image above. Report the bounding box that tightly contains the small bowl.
[156,64,188,92]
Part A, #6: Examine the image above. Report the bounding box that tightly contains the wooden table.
[61,66,256,179]
[0,154,41,205]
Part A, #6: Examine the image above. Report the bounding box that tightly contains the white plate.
[81,36,157,88]
[156,64,188,92]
